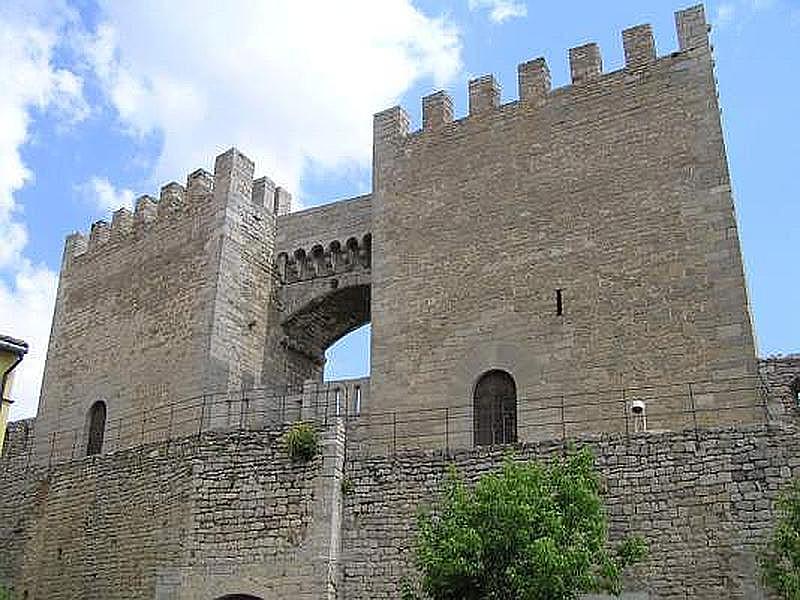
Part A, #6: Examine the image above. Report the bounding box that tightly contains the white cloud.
[0,2,86,419]
[79,176,135,213]
[468,0,527,23]
[87,0,463,201]
[713,0,778,28]
[715,3,736,27]
[0,263,58,420]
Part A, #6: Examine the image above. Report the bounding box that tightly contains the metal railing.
[8,372,786,471]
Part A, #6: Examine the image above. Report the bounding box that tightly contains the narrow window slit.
[556,289,563,316]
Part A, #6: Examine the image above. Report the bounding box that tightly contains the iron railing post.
[445,407,450,455]
[167,406,174,442]
[623,388,629,439]
[198,394,207,438]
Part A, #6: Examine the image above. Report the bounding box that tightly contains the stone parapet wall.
[759,355,800,420]
[0,426,343,600]
[342,424,800,599]
[1,417,34,460]
[2,423,800,598]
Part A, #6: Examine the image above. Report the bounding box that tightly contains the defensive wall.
[3,4,796,598]
[4,416,800,599]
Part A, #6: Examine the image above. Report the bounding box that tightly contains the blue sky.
[1,0,798,419]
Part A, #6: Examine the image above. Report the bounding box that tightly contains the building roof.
[0,334,28,356]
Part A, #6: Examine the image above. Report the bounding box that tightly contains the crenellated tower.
[370,5,759,446]
[35,149,292,462]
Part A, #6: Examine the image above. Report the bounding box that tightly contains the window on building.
[473,370,517,446]
[86,401,107,456]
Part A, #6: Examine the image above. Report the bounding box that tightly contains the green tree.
[761,478,800,599]
[409,448,647,600]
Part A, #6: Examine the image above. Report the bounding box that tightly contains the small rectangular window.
[556,289,563,316]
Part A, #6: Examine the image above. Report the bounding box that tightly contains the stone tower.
[34,149,285,462]
[369,4,758,445]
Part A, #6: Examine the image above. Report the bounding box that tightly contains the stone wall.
[1,417,34,460]
[3,422,800,599]
[760,355,800,419]
[35,149,279,466]
[276,194,371,258]
[370,5,759,444]
[0,426,344,600]
[342,423,800,600]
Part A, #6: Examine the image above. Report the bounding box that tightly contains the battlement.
[63,148,293,265]
[376,5,710,141]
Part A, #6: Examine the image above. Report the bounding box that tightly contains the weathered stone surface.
[342,424,800,599]
[1,426,345,600]
[2,423,800,598]
[2,5,791,599]
[369,4,759,446]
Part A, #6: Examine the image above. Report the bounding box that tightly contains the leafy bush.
[341,477,354,496]
[410,448,647,600]
[283,422,319,461]
[761,478,800,599]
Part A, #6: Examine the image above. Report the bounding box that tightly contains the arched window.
[86,401,107,456]
[473,370,517,446]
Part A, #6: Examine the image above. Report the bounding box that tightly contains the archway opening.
[473,370,517,446]
[324,323,371,381]
[86,400,106,456]
[281,283,370,386]
[215,596,263,600]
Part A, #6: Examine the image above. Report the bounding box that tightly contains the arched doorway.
[86,400,107,456]
[473,370,517,446]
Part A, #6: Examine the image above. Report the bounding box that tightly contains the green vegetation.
[341,477,354,496]
[283,422,320,462]
[761,478,800,599]
[407,448,647,600]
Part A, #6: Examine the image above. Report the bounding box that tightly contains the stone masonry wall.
[342,423,800,600]
[3,422,800,599]
[370,6,759,447]
[0,427,343,600]
[1,417,34,460]
[760,355,800,420]
[276,194,371,258]
[35,149,278,465]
